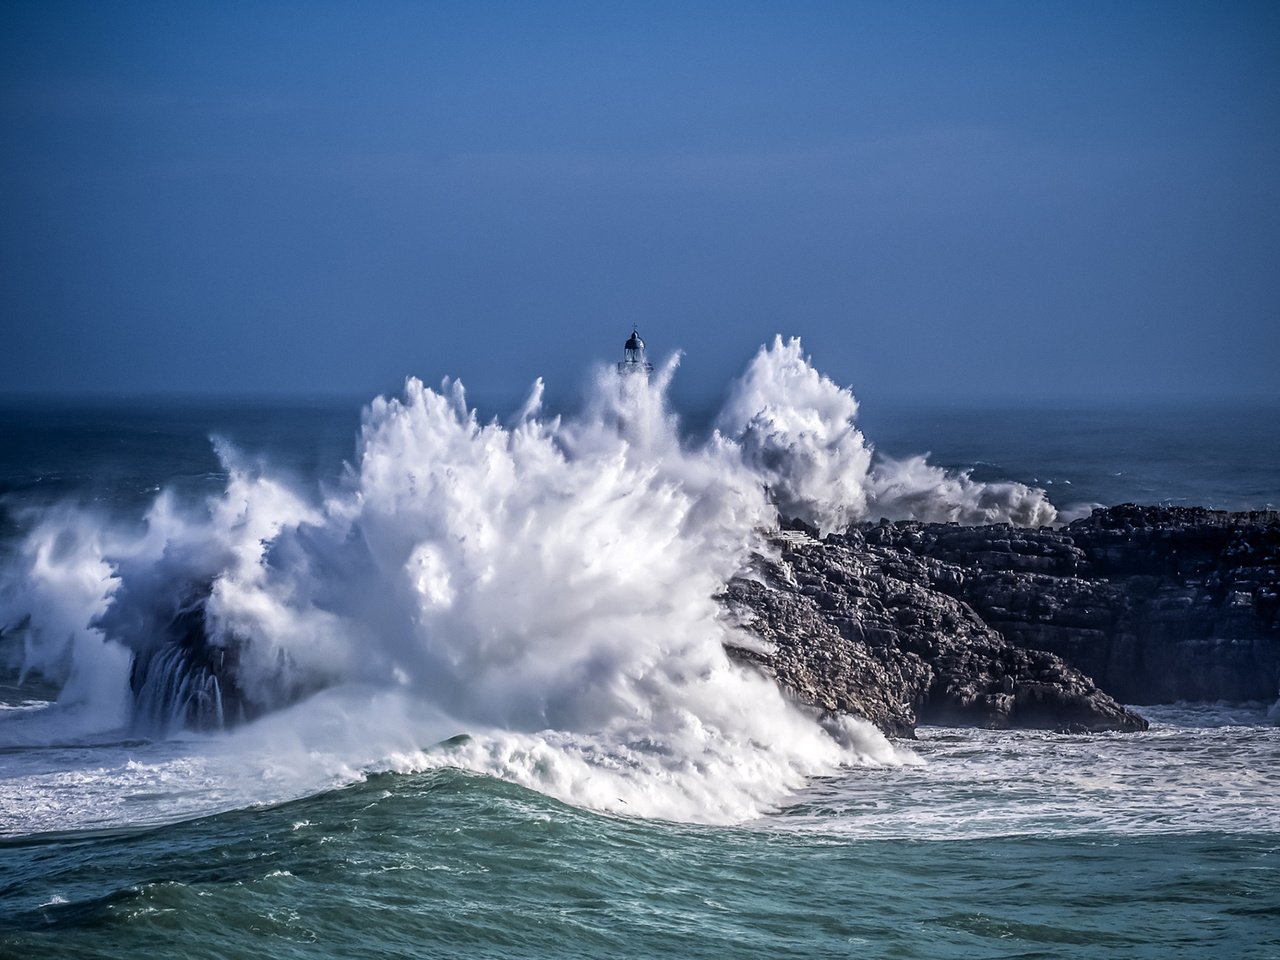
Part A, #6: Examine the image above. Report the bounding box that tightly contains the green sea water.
[4,763,1277,960]
[4,710,1279,960]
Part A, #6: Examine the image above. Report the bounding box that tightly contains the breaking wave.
[0,337,1056,823]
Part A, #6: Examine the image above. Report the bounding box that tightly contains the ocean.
[2,344,1278,958]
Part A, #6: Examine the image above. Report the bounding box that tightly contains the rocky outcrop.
[861,505,1280,704]
[723,505,1279,738]
[723,526,1149,737]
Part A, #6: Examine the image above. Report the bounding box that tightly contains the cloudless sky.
[1,1,1277,405]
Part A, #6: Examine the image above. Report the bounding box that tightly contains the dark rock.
[894,505,1280,704]
[723,504,1279,738]
[723,534,1148,738]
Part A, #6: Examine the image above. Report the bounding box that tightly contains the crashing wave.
[0,336,1054,821]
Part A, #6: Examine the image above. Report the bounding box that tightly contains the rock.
[723,534,1148,738]
[723,504,1279,737]
[892,505,1280,704]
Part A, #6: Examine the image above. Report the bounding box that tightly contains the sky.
[1,1,1277,405]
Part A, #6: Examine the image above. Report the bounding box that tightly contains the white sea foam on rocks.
[1,337,1064,828]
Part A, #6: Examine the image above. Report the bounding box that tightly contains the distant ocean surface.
[2,387,1278,959]
[3,393,1278,520]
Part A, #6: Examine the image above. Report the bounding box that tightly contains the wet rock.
[723,533,1147,738]
[895,505,1280,704]
[723,505,1278,737]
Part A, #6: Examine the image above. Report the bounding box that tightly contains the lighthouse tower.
[617,326,654,375]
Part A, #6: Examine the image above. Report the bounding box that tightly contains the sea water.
[1,341,1277,958]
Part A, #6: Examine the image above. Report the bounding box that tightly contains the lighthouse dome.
[618,326,653,375]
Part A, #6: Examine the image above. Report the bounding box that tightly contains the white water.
[772,703,1280,839]
[0,337,1064,828]
[4,701,1277,839]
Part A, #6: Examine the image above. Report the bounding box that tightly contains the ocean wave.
[0,337,1059,825]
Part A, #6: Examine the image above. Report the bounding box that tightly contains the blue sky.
[2,1,1277,403]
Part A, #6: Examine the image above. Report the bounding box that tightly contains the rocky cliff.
[724,505,1280,737]
[865,505,1280,703]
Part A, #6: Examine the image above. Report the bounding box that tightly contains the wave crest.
[0,336,1057,821]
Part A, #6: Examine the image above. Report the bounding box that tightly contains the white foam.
[2,336,1062,827]
[771,705,1280,839]
[718,337,1056,532]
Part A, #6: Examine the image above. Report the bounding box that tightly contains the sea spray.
[720,337,1058,531]
[0,505,133,737]
[0,337,1060,823]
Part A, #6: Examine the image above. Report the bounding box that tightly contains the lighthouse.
[617,326,654,376]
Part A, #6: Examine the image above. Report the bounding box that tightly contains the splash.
[720,337,1057,530]
[0,337,1056,823]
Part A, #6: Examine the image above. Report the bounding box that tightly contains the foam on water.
[0,337,1066,829]
[773,703,1280,839]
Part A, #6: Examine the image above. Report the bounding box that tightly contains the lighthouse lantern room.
[617,327,654,375]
